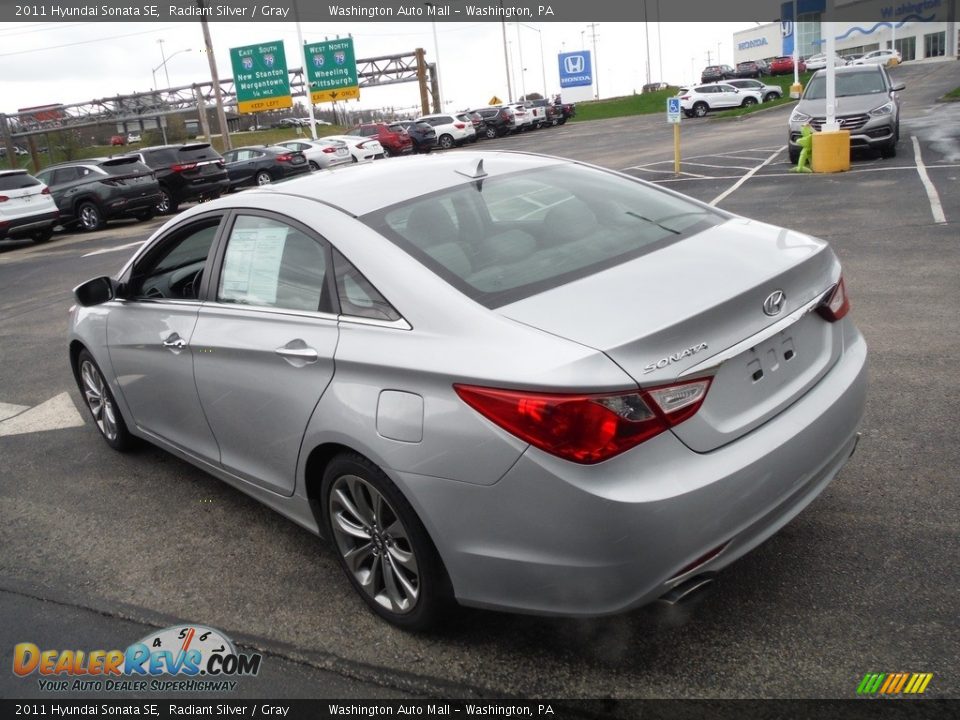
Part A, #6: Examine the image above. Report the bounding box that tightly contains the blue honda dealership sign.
[558,51,592,88]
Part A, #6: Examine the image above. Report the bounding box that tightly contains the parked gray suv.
[788,65,904,162]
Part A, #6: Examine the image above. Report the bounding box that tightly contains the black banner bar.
[0,0,954,23]
[2,699,958,720]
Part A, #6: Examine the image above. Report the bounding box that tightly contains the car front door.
[107,214,225,461]
[191,211,338,496]
[716,84,740,108]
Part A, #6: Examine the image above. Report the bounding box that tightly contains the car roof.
[811,64,882,77]
[193,151,568,218]
[0,169,30,177]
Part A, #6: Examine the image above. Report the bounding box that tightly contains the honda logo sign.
[558,51,592,89]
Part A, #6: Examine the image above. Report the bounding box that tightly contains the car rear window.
[362,164,723,308]
[100,157,152,175]
[177,144,223,161]
[0,172,40,190]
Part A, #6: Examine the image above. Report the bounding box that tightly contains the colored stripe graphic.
[858,672,933,695]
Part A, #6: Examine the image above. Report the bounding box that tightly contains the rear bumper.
[397,325,868,616]
[0,209,59,238]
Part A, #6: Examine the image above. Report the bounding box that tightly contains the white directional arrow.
[0,393,86,437]
[82,240,145,258]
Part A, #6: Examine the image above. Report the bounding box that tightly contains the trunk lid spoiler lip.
[678,284,835,379]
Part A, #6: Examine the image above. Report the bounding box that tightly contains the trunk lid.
[497,217,844,452]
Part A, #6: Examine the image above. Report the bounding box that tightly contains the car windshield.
[805,72,886,99]
[362,164,723,308]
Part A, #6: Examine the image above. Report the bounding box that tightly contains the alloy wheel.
[79,204,101,231]
[255,171,272,185]
[80,359,118,442]
[329,474,420,614]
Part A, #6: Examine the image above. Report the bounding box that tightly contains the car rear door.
[191,211,338,496]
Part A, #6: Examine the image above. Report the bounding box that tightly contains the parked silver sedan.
[69,151,867,630]
[273,138,351,171]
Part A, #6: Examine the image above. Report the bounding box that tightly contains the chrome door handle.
[275,346,319,364]
[162,334,187,351]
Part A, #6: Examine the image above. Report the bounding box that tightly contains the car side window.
[332,249,400,322]
[128,218,222,300]
[218,215,330,313]
[51,167,79,185]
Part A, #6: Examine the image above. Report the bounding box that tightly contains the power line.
[0,25,177,57]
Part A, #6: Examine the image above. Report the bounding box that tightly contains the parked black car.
[701,64,737,83]
[469,107,515,138]
[390,121,437,154]
[34,157,160,232]
[124,143,229,215]
[222,145,311,190]
[735,60,769,78]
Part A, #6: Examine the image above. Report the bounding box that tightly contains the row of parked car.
[676,78,784,118]
[703,48,902,83]
[0,98,579,242]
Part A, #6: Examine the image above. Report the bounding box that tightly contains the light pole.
[151,46,192,145]
[425,4,444,111]
[517,23,547,99]
[152,47,192,91]
[515,22,526,100]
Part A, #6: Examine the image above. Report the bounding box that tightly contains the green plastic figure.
[792,124,813,173]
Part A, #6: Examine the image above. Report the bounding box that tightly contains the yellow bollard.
[790,82,803,99]
[811,130,851,173]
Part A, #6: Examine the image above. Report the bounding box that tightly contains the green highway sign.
[304,38,359,104]
[230,40,292,114]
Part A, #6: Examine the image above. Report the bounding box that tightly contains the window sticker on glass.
[220,226,288,306]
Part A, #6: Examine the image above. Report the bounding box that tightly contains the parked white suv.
[415,114,473,150]
[0,170,59,244]
[678,84,764,117]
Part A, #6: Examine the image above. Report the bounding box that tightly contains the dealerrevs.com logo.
[13,625,262,693]
[857,672,934,696]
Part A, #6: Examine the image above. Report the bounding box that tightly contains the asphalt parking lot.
[1,61,958,701]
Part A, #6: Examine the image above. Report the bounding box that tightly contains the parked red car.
[109,135,127,146]
[346,123,412,157]
[768,56,807,75]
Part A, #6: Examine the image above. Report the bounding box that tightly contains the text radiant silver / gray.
[68,151,867,630]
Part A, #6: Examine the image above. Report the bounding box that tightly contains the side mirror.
[891,82,905,92]
[73,276,117,307]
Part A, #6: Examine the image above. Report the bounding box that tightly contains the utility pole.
[705,50,713,66]
[586,22,600,99]
[500,3,513,102]
[643,1,651,86]
[198,0,231,151]
[656,0,663,82]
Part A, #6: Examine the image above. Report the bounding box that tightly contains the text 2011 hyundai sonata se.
[69,151,867,630]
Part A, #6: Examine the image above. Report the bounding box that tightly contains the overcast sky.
[0,21,759,115]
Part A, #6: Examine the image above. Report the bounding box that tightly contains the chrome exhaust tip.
[658,573,716,606]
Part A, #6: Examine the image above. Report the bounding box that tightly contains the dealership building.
[733,0,958,64]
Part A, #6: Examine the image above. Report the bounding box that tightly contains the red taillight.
[680,95,690,100]
[454,377,712,464]
[454,122,466,129]
[275,153,293,162]
[170,163,197,172]
[817,276,850,322]
[41,187,51,195]
[322,147,336,153]
[0,195,8,203]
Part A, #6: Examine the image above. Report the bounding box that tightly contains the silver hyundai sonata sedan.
[69,151,867,630]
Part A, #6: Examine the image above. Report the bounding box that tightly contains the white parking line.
[650,163,960,183]
[911,136,947,224]
[81,240,145,258]
[682,161,756,171]
[629,167,710,178]
[709,146,786,206]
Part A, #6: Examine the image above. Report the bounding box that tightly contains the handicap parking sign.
[667,97,681,124]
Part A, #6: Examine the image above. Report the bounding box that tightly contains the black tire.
[693,102,709,117]
[382,147,392,158]
[156,187,178,215]
[741,97,758,108]
[255,170,272,185]
[33,226,54,244]
[309,161,320,171]
[76,349,136,452]
[880,141,897,159]
[322,452,453,631]
[438,134,454,150]
[134,208,155,222]
[764,92,779,103]
[683,110,695,118]
[558,117,567,125]
[788,146,801,164]
[485,126,497,139]
[76,201,104,232]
